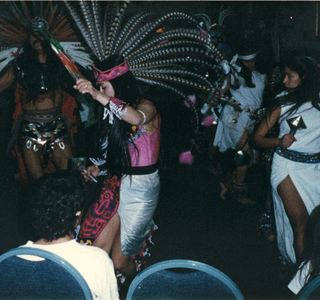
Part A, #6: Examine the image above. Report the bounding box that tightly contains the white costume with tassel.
[214,71,266,152]
[271,102,320,264]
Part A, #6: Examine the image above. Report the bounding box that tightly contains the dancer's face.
[283,67,302,91]
[29,33,45,54]
[99,81,115,97]
[242,58,256,71]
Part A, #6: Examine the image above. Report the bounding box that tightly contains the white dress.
[288,262,311,295]
[214,71,266,152]
[271,102,320,264]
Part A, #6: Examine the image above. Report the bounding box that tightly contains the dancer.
[252,55,320,265]
[213,44,267,204]
[0,2,92,182]
[75,54,161,279]
[65,1,225,282]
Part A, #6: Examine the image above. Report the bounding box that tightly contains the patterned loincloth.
[79,174,121,245]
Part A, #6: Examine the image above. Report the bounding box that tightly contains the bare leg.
[52,138,72,170]
[234,129,252,186]
[277,175,309,260]
[225,129,255,204]
[93,213,136,277]
[111,229,136,277]
[20,140,44,180]
[93,213,121,254]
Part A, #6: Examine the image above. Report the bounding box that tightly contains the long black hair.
[269,55,320,119]
[94,54,149,177]
[232,44,259,89]
[15,31,73,103]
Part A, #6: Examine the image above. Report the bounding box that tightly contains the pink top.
[129,102,161,167]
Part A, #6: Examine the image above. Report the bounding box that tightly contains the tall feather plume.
[64,1,95,53]
[0,1,93,72]
[218,6,235,26]
[92,1,104,53]
[106,1,129,57]
[64,1,227,131]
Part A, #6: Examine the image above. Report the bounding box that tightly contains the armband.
[103,97,128,124]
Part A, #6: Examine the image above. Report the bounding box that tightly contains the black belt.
[275,147,320,163]
[118,163,158,175]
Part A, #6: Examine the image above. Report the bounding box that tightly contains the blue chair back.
[0,247,93,300]
[297,275,320,300]
[126,259,244,300]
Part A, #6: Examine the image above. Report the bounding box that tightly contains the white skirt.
[213,105,255,152]
[271,153,320,264]
[118,171,160,257]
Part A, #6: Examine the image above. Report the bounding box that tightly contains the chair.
[126,259,244,300]
[297,275,320,300]
[0,247,93,300]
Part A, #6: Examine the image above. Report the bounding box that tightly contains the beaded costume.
[0,1,93,183]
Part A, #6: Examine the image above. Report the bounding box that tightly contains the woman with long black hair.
[74,54,161,279]
[252,55,320,265]
[214,45,267,204]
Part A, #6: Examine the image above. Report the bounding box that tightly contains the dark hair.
[298,205,320,285]
[269,55,320,118]
[232,45,258,89]
[15,31,73,104]
[30,170,89,242]
[233,58,256,89]
[94,54,147,177]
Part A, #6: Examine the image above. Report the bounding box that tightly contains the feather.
[0,47,20,72]
[64,1,96,56]
[79,0,102,60]
[179,151,194,165]
[194,13,212,31]
[218,7,235,26]
[60,42,94,67]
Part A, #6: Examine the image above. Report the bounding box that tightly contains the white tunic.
[271,102,320,264]
[214,71,266,152]
[21,240,119,300]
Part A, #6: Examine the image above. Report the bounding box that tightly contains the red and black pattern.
[79,175,121,243]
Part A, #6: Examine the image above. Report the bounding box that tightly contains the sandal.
[258,210,276,242]
[228,180,256,205]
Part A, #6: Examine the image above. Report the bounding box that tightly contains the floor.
[0,152,294,300]
[142,159,294,300]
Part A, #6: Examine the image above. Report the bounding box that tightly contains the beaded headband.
[92,61,130,84]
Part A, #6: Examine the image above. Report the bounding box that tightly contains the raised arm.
[251,106,296,149]
[0,64,15,94]
[74,78,156,126]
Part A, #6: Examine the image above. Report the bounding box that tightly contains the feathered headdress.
[64,1,231,130]
[0,1,93,73]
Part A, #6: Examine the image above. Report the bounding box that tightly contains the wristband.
[103,97,128,124]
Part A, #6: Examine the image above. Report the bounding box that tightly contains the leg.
[225,129,255,204]
[51,138,72,170]
[93,212,121,254]
[93,213,136,277]
[277,175,309,260]
[20,140,44,180]
[234,129,252,186]
[111,229,136,278]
